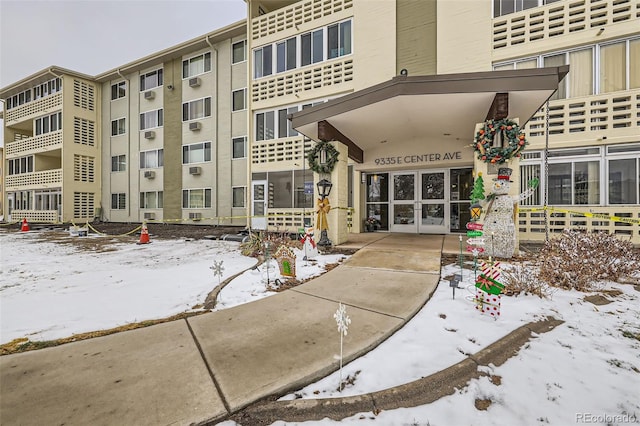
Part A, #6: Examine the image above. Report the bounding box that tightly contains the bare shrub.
[502,263,554,298]
[537,230,640,291]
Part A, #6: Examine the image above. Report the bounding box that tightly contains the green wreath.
[472,119,528,164]
[307,141,339,174]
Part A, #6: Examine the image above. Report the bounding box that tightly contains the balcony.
[251,0,353,42]
[5,169,63,191]
[4,92,63,125]
[492,0,636,52]
[524,89,640,145]
[11,210,59,223]
[251,136,314,169]
[5,130,63,157]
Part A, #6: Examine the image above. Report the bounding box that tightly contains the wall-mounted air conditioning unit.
[144,90,155,100]
[144,212,155,220]
[188,77,200,87]
[189,212,202,220]
[144,131,155,139]
[189,121,201,131]
[144,170,155,179]
[189,166,201,175]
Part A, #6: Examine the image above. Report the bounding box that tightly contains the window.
[277,37,297,73]
[7,156,34,175]
[140,149,164,169]
[33,78,62,101]
[232,40,246,64]
[140,109,163,130]
[111,193,126,210]
[182,98,211,121]
[493,0,560,17]
[183,52,211,78]
[327,20,352,59]
[600,41,626,93]
[140,191,163,209]
[278,107,298,138]
[35,112,62,136]
[111,81,126,100]
[111,118,126,136]
[111,155,126,172]
[608,144,640,204]
[232,89,246,112]
[232,136,246,159]
[182,188,212,208]
[255,111,275,141]
[301,29,324,66]
[548,162,600,205]
[232,187,245,208]
[140,69,163,91]
[266,170,313,209]
[182,142,212,164]
[253,45,273,78]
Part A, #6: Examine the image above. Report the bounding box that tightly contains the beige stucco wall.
[437,0,492,73]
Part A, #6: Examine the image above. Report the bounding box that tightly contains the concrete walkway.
[0,233,445,426]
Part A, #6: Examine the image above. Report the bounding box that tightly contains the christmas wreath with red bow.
[473,119,528,164]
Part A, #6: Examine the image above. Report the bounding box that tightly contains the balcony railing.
[5,130,63,157]
[10,210,59,223]
[492,0,636,51]
[4,92,63,124]
[251,0,353,41]
[524,89,640,144]
[5,169,63,190]
[251,136,314,167]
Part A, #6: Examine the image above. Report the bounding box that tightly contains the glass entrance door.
[419,170,449,233]
[390,172,418,232]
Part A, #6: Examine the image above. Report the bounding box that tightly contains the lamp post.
[316,178,333,247]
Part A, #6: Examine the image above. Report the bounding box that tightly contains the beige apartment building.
[245,0,639,244]
[1,69,101,223]
[1,21,248,226]
[94,21,248,225]
[1,0,639,244]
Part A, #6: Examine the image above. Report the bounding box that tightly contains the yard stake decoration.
[333,302,351,392]
[210,259,225,286]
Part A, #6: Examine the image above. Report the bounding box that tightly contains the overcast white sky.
[0,0,247,145]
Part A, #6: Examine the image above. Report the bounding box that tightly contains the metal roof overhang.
[291,66,569,163]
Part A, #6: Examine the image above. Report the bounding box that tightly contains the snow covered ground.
[0,230,346,344]
[2,229,639,425]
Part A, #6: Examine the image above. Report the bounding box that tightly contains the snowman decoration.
[483,167,538,258]
[300,227,319,260]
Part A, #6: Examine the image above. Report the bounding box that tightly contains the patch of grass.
[621,330,640,341]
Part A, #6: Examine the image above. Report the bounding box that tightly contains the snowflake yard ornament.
[210,259,225,285]
[333,302,351,391]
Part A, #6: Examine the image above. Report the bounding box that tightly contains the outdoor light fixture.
[316,178,333,247]
[317,178,333,200]
[470,202,483,221]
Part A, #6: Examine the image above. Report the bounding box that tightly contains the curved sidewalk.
[0,233,443,426]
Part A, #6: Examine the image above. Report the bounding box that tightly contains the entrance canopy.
[290,66,569,163]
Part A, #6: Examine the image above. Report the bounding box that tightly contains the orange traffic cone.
[138,221,150,244]
[20,218,30,232]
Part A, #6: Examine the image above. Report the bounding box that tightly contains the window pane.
[183,146,189,164]
[544,54,567,100]
[263,45,272,76]
[278,109,288,138]
[328,24,338,59]
[600,42,626,93]
[301,33,311,66]
[233,90,245,111]
[569,48,593,97]
[312,29,323,63]
[233,41,246,63]
[630,39,640,89]
[233,187,245,207]
[294,169,313,208]
[204,53,211,72]
[574,161,599,204]
[265,111,275,140]
[286,37,296,70]
[233,137,245,159]
[515,59,537,69]
[269,171,293,208]
[277,42,286,73]
[340,20,352,56]
[254,49,263,78]
[548,163,572,204]
[520,164,541,206]
[256,113,264,141]
[609,159,637,204]
[205,189,212,207]
[367,173,389,202]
